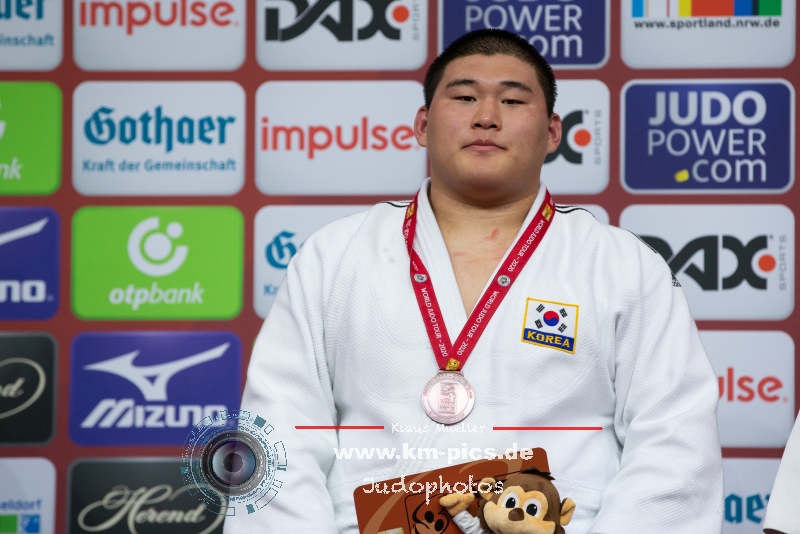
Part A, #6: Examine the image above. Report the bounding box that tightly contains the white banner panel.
[620,204,794,320]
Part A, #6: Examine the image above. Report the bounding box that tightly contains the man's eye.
[503,99,523,105]
[455,96,475,101]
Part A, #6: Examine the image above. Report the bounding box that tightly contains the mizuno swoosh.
[84,342,230,402]
[0,218,49,247]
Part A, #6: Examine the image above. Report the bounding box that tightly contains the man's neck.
[427,179,540,314]
[428,180,540,239]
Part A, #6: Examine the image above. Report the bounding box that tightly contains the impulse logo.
[703,330,794,448]
[260,116,415,160]
[622,80,794,193]
[70,332,241,445]
[73,82,244,196]
[78,0,238,35]
[620,204,794,320]
[0,208,59,320]
[74,0,245,70]
[258,0,426,70]
[440,0,609,68]
[255,81,426,195]
[623,80,794,193]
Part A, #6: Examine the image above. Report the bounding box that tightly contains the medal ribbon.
[403,188,555,372]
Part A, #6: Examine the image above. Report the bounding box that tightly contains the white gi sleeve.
[223,239,339,533]
[763,412,800,534]
[590,236,724,533]
[451,510,488,534]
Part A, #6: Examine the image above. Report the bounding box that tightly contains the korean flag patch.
[522,298,579,353]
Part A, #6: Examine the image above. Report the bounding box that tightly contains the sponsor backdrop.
[0,1,797,533]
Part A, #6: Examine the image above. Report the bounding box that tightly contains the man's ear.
[560,498,575,526]
[546,112,562,155]
[414,105,429,148]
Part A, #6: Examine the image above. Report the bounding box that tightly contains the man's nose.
[472,99,500,130]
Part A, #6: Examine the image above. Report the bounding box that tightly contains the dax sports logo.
[0,207,59,320]
[69,331,241,445]
[440,0,609,68]
[620,204,794,320]
[622,80,794,193]
[258,0,427,70]
[521,298,579,353]
[541,80,608,194]
[73,0,245,71]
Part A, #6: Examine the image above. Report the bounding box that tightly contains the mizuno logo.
[83,343,230,401]
[0,218,48,247]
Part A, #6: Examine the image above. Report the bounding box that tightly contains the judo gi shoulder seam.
[381,200,413,208]
[555,204,594,217]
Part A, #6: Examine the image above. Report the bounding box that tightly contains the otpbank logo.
[72,207,242,320]
[73,82,244,196]
[254,205,367,317]
[620,204,794,320]
[0,82,61,196]
[0,208,59,320]
[257,0,427,70]
[622,80,794,193]
[542,80,608,194]
[74,0,245,70]
[0,0,62,71]
[69,331,240,445]
[621,0,795,68]
[256,81,426,195]
[701,331,794,448]
[440,0,609,68]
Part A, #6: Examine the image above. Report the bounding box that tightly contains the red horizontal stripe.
[492,426,603,430]
[295,425,384,430]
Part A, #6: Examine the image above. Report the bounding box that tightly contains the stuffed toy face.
[478,470,575,534]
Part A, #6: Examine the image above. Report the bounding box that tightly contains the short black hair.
[423,29,557,116]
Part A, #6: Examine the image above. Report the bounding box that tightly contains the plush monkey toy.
[439,468,575,534]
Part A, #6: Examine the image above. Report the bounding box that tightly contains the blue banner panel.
[69,331,241,445]
[623,80,794,193]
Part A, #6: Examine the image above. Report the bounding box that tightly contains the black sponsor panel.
[68,458,225,534]
[0,333,55,444]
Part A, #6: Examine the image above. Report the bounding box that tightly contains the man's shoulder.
[300,200,411,260]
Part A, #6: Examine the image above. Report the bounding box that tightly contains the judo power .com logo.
[182,411,288,517]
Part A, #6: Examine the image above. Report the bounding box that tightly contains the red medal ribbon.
[403,188,555,372]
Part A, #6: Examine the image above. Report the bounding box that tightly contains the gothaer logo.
[265,0,407,41]
[128,217,188,276]
[72,207,243,320]
[265,231,297,269]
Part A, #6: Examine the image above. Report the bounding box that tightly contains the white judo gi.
[228,181,723,534]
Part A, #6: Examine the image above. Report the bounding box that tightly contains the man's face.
[415,54,561,199]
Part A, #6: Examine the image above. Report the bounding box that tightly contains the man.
[764,411,800,534]
[229,29,723,533]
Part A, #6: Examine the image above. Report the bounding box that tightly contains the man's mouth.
[466,139,503,151]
